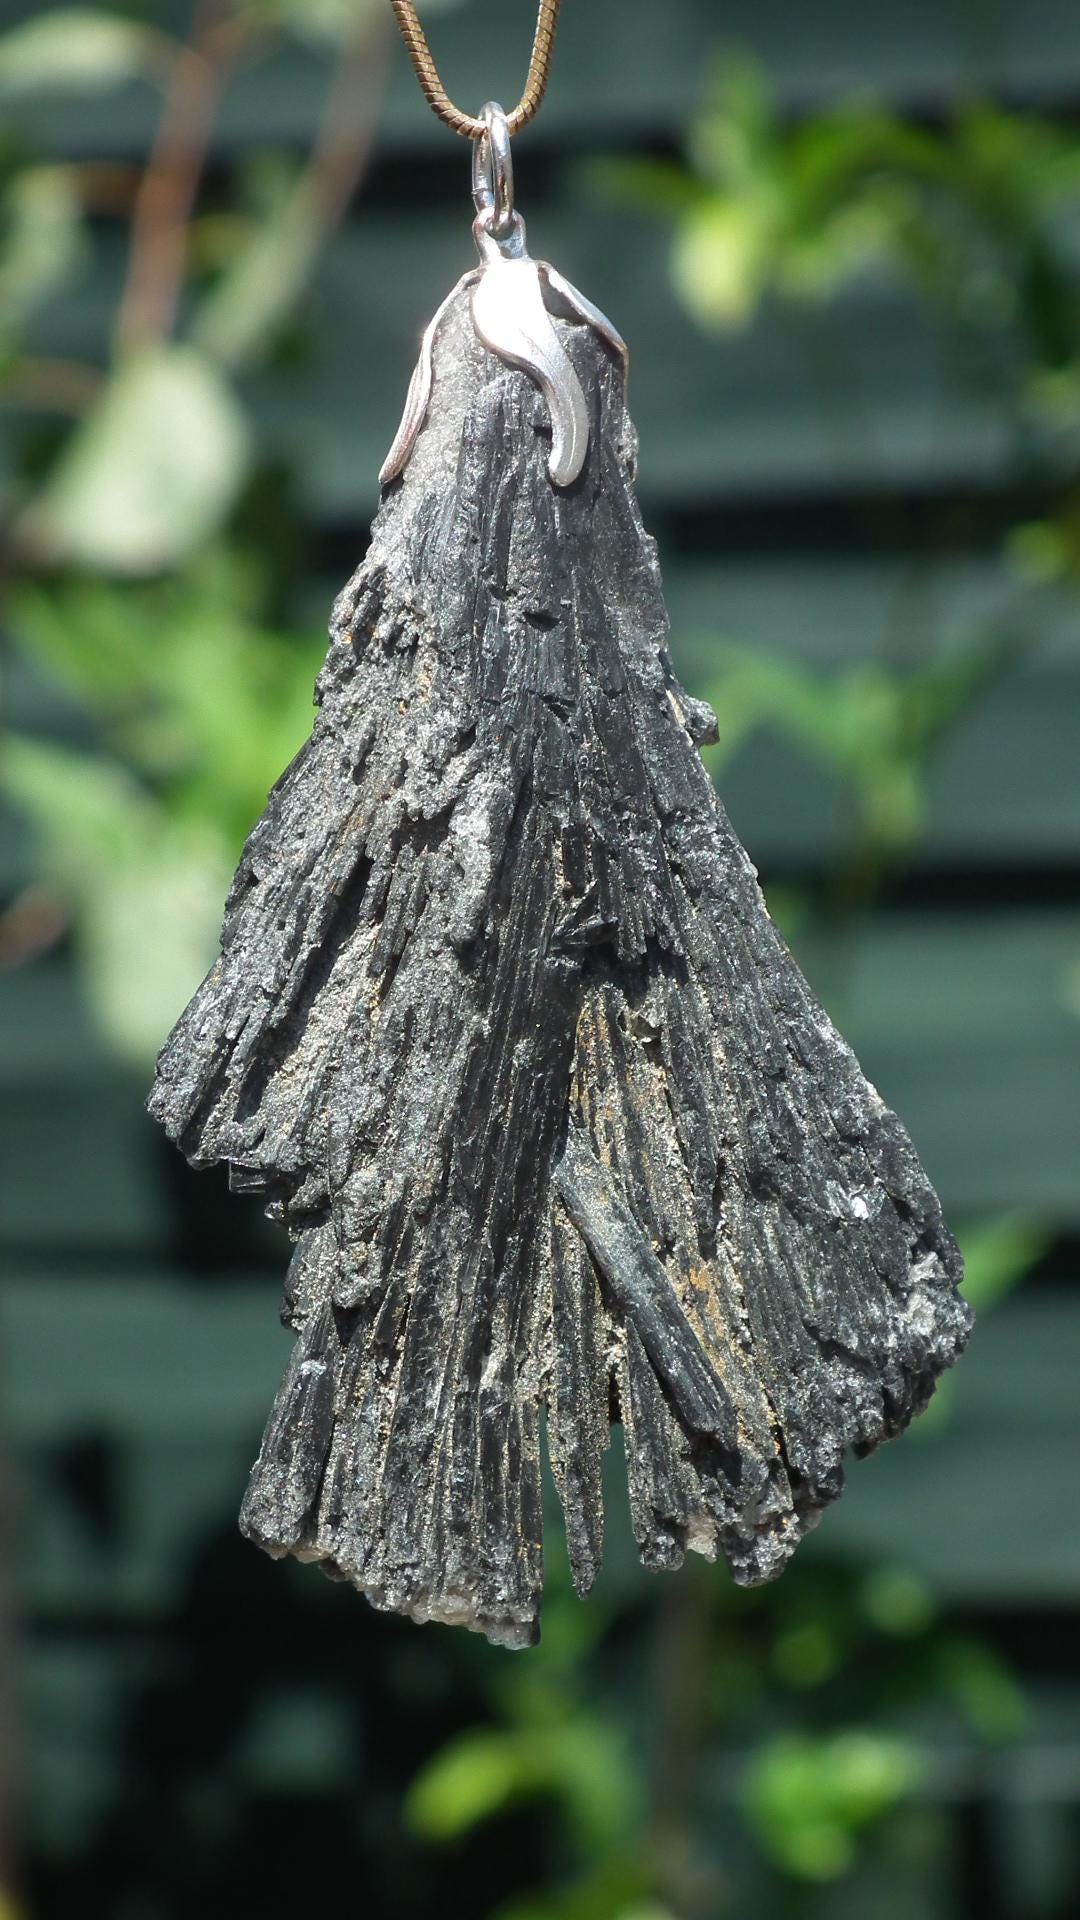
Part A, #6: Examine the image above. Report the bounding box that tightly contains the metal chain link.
[388,0,563,139]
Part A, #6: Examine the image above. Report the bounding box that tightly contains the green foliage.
[607,51,1080,372]
[0,166,86,349]
[0,0,386,1037]
[701,630,1011,875]
[408,1717,635,1851]
[1,729,230,1063]
[933,1636,1028,1745]
[245,0,463,46]
[1009,502,1080,587]
[0,9,170,100]
[497,1863,668,1920]
[246,0,383,40]
[958,1214,1051,1314]
[20,345,252,573]
[598,53,1080,934]
[2,565,322,1057]
[400,1533,1041,1915]
[410,1585,634,1850]
[8,563,324,839]
[191,161,332,372]
[599,49,1080,581]
[743,1729,922,1880]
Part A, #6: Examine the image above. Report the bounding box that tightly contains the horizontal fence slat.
[5,552,1078,883]
[2,908,1078,1250]
[8,213,1034,520]
[5,0,1080,162]
[4,1278,1077,1609]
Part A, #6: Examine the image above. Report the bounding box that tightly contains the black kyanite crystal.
[149,291,971,1647]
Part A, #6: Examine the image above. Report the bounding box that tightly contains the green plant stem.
[647,1565,725,1916]
[190,11,392,374]
[306,10,392,232]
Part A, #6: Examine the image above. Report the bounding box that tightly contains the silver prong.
[471,259,590,486]
[539,263,629,386]
[379,271,480,487]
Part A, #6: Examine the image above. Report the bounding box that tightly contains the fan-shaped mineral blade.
[149,289,970,1648]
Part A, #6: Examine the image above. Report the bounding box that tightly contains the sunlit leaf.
[408,1719,635,1851]
[687,54,778,191]
[192,169,324,371]
[6,578,150,704]
[81,827,230,1061]
[247,0,459,47]
[778,199,893,299]
[6,569,321,849]
[22,345,251,573]
[672,197,776,330]
[407,1729,521,1840]
[1,732,151,873]
[0,9,169,97]
[743,1729,922,1881]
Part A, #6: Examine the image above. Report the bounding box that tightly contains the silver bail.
[471,101,514,238]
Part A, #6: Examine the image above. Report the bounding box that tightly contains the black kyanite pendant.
[149,121,970,1647]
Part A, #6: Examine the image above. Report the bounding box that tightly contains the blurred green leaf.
[21,345,251,572]
[0,734,229,1062]
[937,1637,1028,1743]
[496,1861,664,1920]
[247,0,458,47]
[601,52,1080,380]
[0,9,169,98]
[78,824,231,1063]
[7,576,149,705]
[407,1728,522,1840]
[0,166,85,344]
[858,1566,937,1638]
[408,1718,635,1852]
[192,167,326,371]
[771,1619,840,1689]
[1,563,324,1057]
[958,1214,1049,1314]
[578,156,706,218]
[1008,501,1080,585]
[673,197,775,330]
[6,568,322,847]
[701,631,1008,873]
[1,730,151,874]
[246,0,381,46]
[687,53,778,192]
[743,1729,923,1881]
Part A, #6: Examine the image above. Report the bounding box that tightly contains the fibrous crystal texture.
[149,291,971,1648]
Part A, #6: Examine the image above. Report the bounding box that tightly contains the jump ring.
[471,100,514,237]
